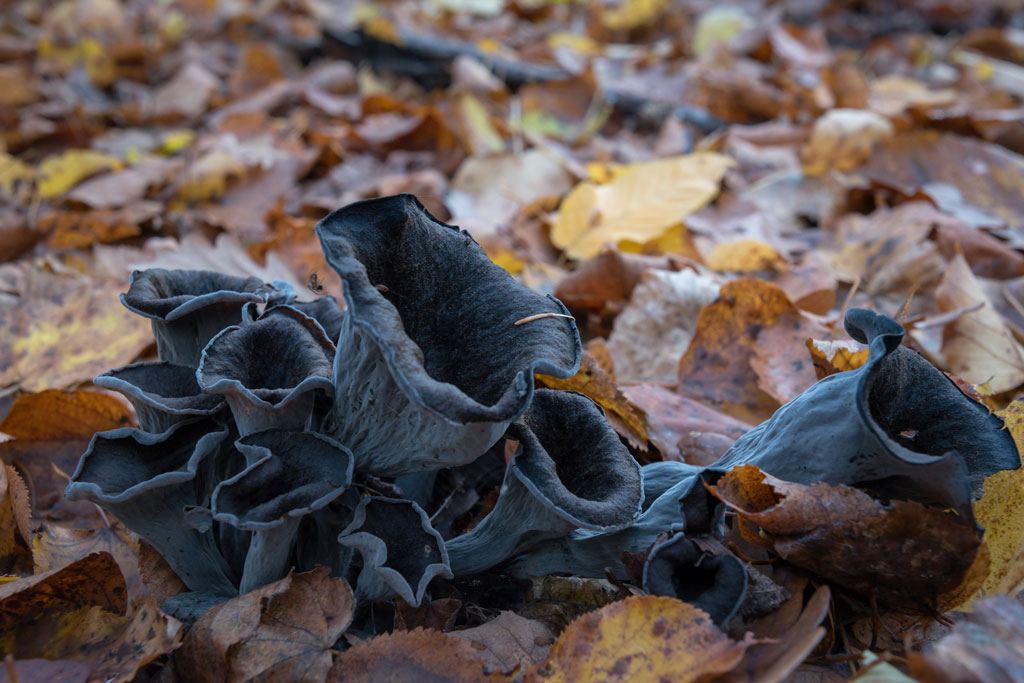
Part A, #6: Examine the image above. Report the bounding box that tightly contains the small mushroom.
[337,496,451,606]
[712,308,1020,522]
[446,389,643,576]
[642,534,748,626]
[316,194,581,476]
[121,269,270,368]
[65,419,237,595]
[197,306,335,436]
[212,430,355,593]
[94,361,225,433]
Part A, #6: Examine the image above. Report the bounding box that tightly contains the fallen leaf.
[525,596,749,682]
[451,611,555,675]
[0,151,34,194]
[0,389,134,520]
[551,153,733,260]
[554,250,674,322]
[806,338,869,378]
[0,659,91,683]
[329,628,496,682]
[0,552,127,630]
[137,539,186,607]
[66,156,182,209]
[677,277,812,424]
[0,263,153,392]
[0,464,32,575]
[704,239,787,272]
[971,399,1024,602]
[36,150,123,199]
[749,315,828,405]
[39,201,160,250]
[733,585,831,682]
[32,524,143,601]
[395,597,462,632]
[607,268,721,384]
[709,465,982,611]
[623,385,749,464]
[935,252,1024,394]
[537,351,648,446]
[152,61,220,121]
[802,109,893,175]
[175,568,353,683]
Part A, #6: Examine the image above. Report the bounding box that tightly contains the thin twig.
[514,312,575,326]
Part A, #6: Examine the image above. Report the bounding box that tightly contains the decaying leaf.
[525,596,749,682]
[0,464,32,574]
[677,277,819,424]
[935,253,1024,394]
[175,568,354,683]
[451,611,555,675]
[807,337,869,378]
[551,153,733,260]
[909,595,1024,682]
[36,150,123,198]
[330,628,497,682]
[709,465,981,611]
[32,524,143,601]
[802,108,893,175]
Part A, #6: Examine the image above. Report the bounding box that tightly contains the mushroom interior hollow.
[336,198,575,405]
[865,347,977,457]
[204,317,332,393]
[125,270,264,318]
[354,500,443,586]
[111,363,202,399]
[217,456,339,523]
[78,421,215,496]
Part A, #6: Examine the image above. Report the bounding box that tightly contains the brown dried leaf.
[935,253,1024,394]
[32,524,143,602]
[677,277,810,424]
[0,659,91,683]
[451,611,555,675]
[395,597,462,632]
[0,552,127,630]
[138,539,186,608]
[176,568,354,683]
[329,628,498,682]
[909,596,1024,683]
[525,596,748,682]
[709,466,981,610]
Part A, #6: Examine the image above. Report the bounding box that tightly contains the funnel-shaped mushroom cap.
[446,389,643,576]
[121,269,270,367]
[642,534,748,626]
[289,296,346,343]
[65,419,236,595]
[212,430,355,592]
[198,306,335,436]
[94,361,225,433]
[712,308,1020,521]
[316,194,581,476]
[508,463,706,579]
[338,496,451,607]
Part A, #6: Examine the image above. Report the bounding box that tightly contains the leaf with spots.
[329,627,502,682]
[525,596,749,682]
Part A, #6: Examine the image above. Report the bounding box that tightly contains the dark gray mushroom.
[642,534,748,626]
[712,307,1020,522]
[337,496,451,606]
[212,430,355,593]
[93,361,225,433]
[315,194,581,476]
[446,389,643,576]
[508,463,705,579]
[65,419,237,595]
[197,306,335,436]
[121,269,270,367]
[289,295,346,343]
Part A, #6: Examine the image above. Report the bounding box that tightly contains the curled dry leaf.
[32,524,142,602]
[329,628,498,682]
[175,568,354,683]
[451,611,556,675]
[708,465,981,611]
[551,153,733,261]
[525,596,749,683]
[935,252,1024,394]
[0,464,32,574]
[0,552,127,631]
[908,595,1024,683]
[801,108,893,175]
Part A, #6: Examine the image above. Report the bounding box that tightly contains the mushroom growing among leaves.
[68,194,1021,637]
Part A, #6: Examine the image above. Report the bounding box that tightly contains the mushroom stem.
[239,517,301,594]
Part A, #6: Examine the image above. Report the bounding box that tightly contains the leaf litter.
[1,0,1024,680]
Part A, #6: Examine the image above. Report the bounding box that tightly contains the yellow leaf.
[159,129,196,155]
[527,596,747,682]
[37,150,122,199]
[806,338,869,376]
[693,5,755,57]
[487,249,525,274]
[973,400,1024,602]
[705,238,787,272]
[601,0,669,30]
[547,32,601,56]
[552,153,733,261]
[456,94,505,156]
[178,149,247,202]
[0,152,33,194]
